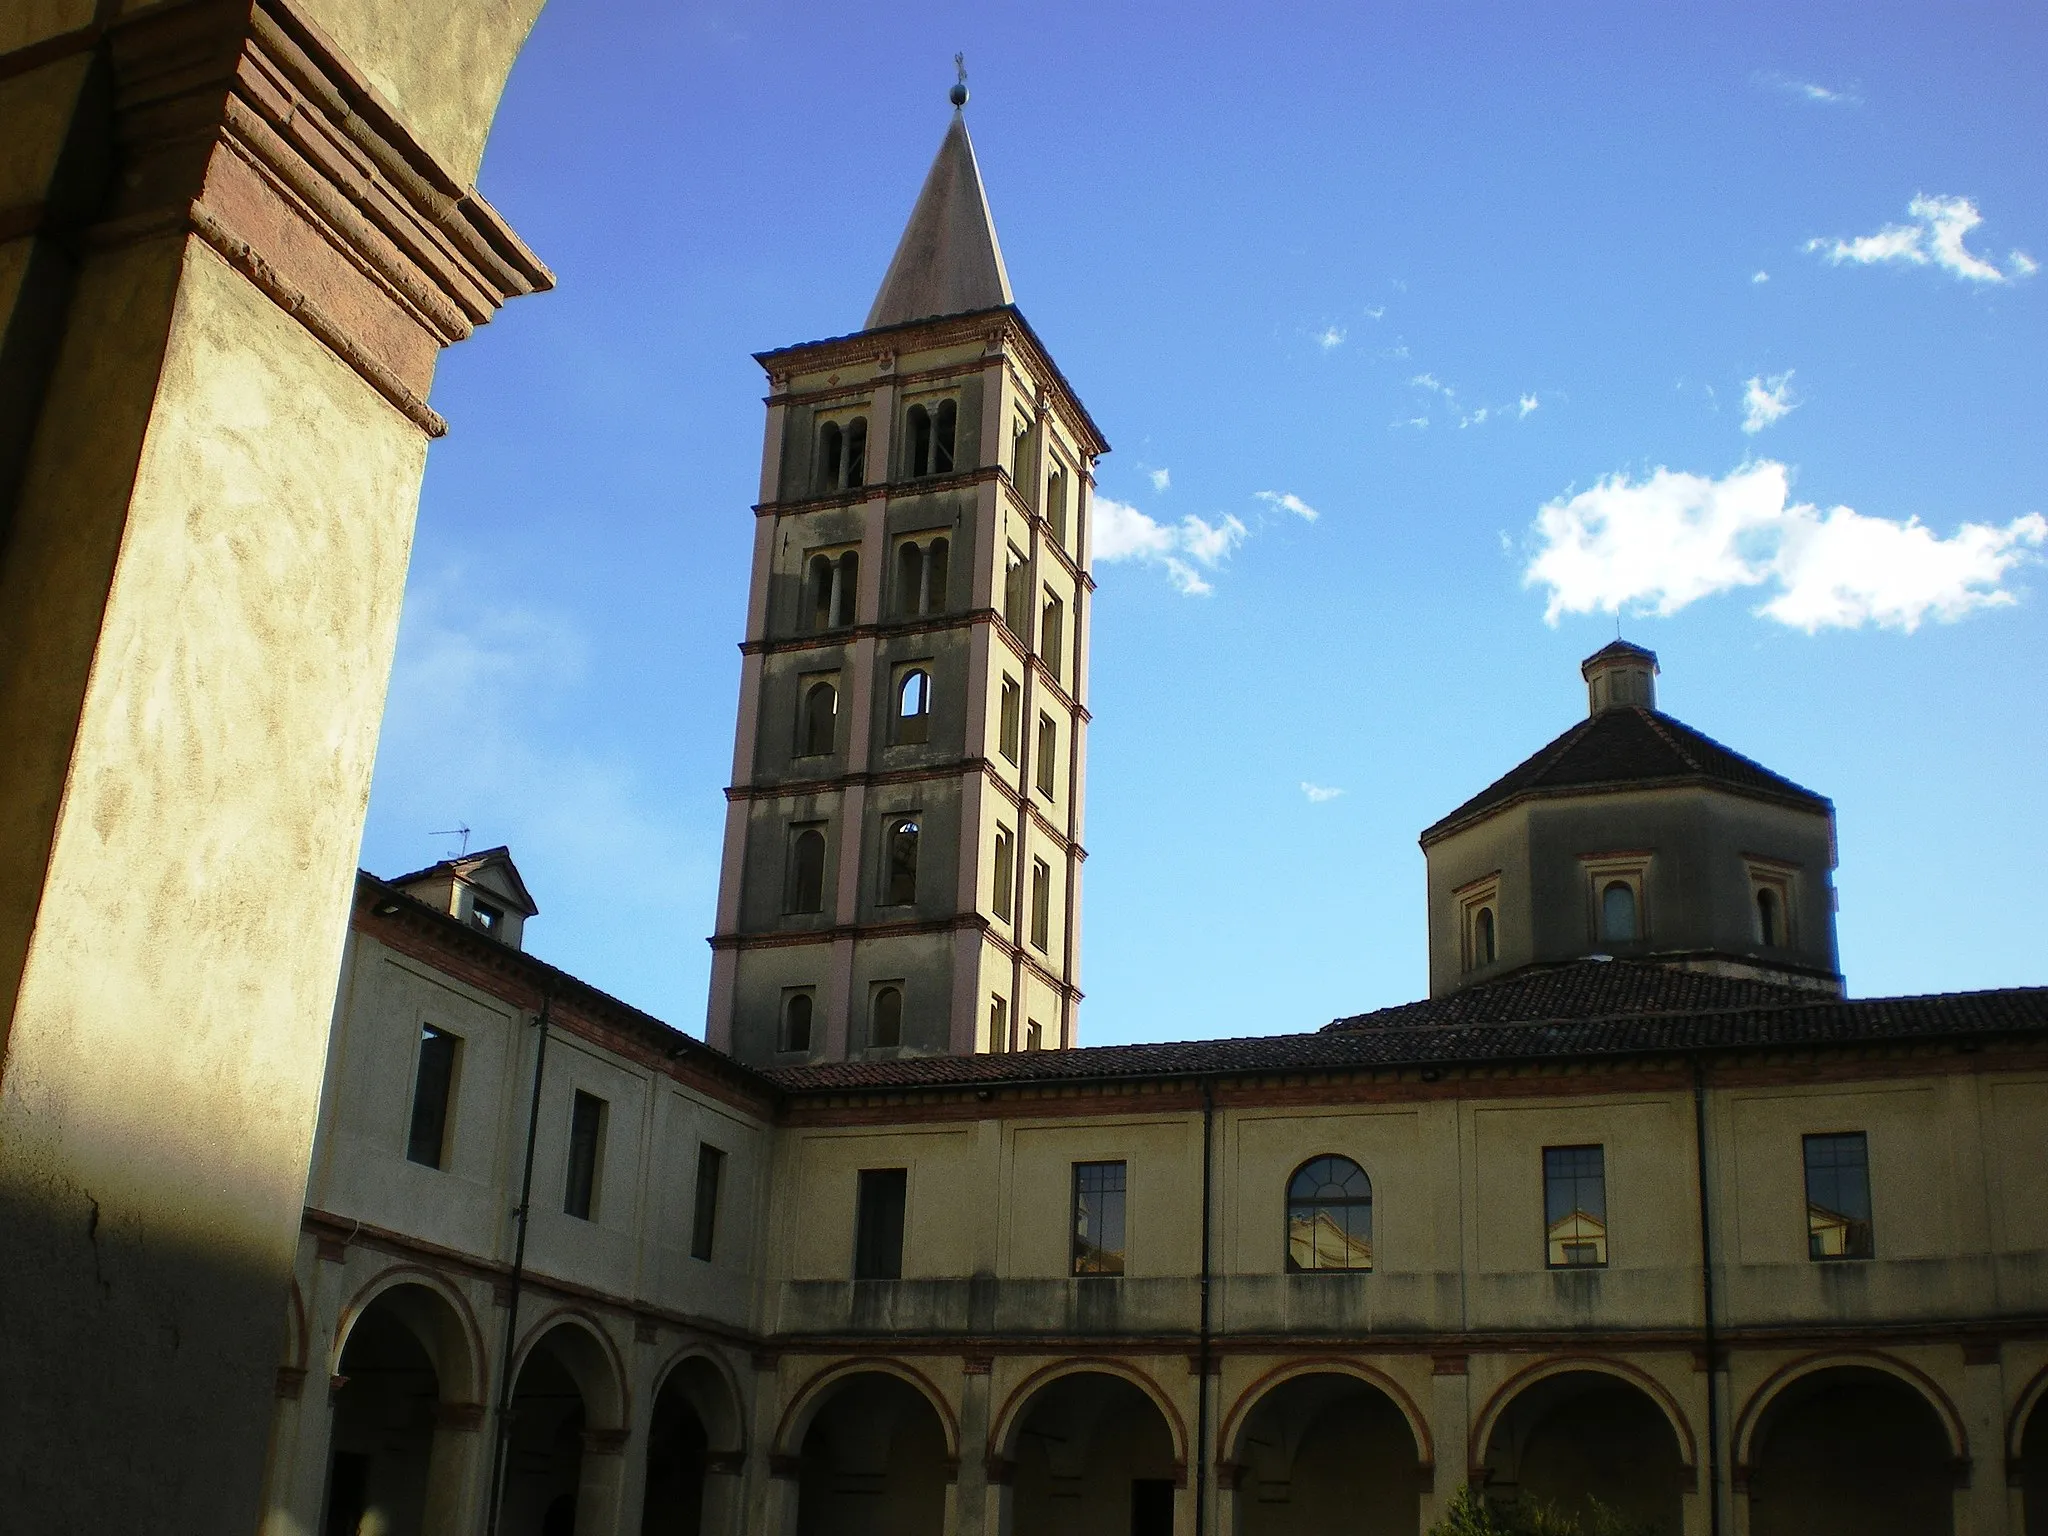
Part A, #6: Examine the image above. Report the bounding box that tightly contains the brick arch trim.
[1732,1349,1969,1478]
[2007,1361,2048,1466]
[1218,1357,1434,1473]
[332,1263,488,1406]
[773,1357,961,1464]
[988,1358,1188,1469]
[1468,1355,1698,1480]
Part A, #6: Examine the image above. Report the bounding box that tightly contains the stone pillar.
[954,1357,993,1534]
[0,3,547,1529]
[1960,1349,2014,1536]
[1422,1355,1472,1530]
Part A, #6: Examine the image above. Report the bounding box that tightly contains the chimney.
[1581,640,1659,715]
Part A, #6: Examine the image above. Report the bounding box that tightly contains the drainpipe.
[1195,1077,1216,1534]
[484,987,553,1535]
[1693,1060,1724,1535]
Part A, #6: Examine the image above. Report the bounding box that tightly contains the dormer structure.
[1421,646,1841,998]
[706,96,1109,1068]
[388,845,537,950]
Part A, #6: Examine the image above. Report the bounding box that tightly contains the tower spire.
[864,84,1013,330]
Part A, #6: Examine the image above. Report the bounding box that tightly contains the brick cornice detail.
[29,0,552,435]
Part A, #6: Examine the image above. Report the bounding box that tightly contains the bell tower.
[706,88,1109,1067]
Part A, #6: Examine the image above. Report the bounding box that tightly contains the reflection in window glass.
[406,1025,460,1169]
[1072,1161,1127,1276]
[1286,1156,1373,1272]
[1544,1145,1607,1267]
[1804,1132,1874,1260]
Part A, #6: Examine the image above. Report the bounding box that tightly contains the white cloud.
[1410,372,1451,397]
[1300,782,1344,804]
[1316,326,1346,350]
[1752,270,1771,284]
[1517,393,1540,418]
[1363,305,1387,320]
[1391,416,1430,431]
[1255,490,1320,522]
[1741,372,1798,435]
[1093,496,1248,596]
[1149,467,1171,493]
[1524,460,2047,632]
[1460,407,1491,429]
[1807,195,2033,283]
[1754,70,1861,106]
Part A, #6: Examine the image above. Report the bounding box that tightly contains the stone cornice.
[10,0,552,436]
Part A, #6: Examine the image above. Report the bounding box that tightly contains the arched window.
[906,404,932,476]
[799,681,837,757]
[1286,1155,1373,1272]
[931,399,956,473]
[895,541,924,617]
[807,554,833,632]
[1475,906,1496,966]
[871,986,903,1049]
[925,537,949,613]
[896,670,931,745]
[787,828,826,915]
[883,818,919,906]
[1601,881,1638,943]
[817,421,842,491]
[784,992,813,1053]
[1757,887,1780,947]
[833,551,859,627]
[842,417,867,487]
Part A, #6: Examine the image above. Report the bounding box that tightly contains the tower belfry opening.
[706,89,1110,1067]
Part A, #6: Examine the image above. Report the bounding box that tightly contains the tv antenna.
[430,824,472,857]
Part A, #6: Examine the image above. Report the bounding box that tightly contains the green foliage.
[1427,1487,1660,1536]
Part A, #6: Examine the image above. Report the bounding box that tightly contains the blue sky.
[362,0,2048,1043]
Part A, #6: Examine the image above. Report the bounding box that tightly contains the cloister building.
[261,95,2048,1536]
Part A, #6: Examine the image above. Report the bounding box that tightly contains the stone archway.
[1744,1365,1957,1536]
[1001,1369,1181,1536]
[502,1316,631,1536]
[789,1368,952,1536]
[642,1353,746,1535]
[1228,1369,1426,1535]
[1478,1368,1688,1533]
[325,1279,484,1536]
[2014,1368,2048,1536]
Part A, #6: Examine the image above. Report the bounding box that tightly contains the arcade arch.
[1225,1366,1427,1535]
[994,1366,1182,1536]
[1475,1363,1689,1533]
[780,1363,954,1536]
[1740,1361,1960,1536]
[641,1351,746,1536]
[500,1313,630,1536]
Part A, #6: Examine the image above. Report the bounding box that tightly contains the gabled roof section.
[1321,960,1817,1032]
[866,112,1014,330]
[1420,706,1830,846]
[386,845,538,916]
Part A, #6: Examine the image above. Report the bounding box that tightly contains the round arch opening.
[1004,1369,1179,1536]
[1746,1365,1956,1536]
[1231,1370,1424,1535]
[1479,1369,1687,1533]
[793,1369,950,1536]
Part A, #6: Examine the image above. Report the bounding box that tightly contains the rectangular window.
[999,676,1022,763]
[854,1167,907,1280]
[1543,1145,1607,1268]
[564,1091,607,1221]
[1035,714,1057,797]
[1072,1161,1127,1276]
[987,993,1009,1053]
[690,1142,725,1262]
[993,825,1015,921]
[1030,858,1052,951]
[1004,546,1031,634]
[1025,1019,1044,1051]
[1011,414,1032,482]
[1040,589,1064,681]
[1046,466,1068,547]
[406,1024,460,1169]
[1804,1132,1874,1260]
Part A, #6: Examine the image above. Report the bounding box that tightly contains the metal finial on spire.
[950,53,969,108]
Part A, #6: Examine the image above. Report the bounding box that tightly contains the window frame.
[1071,1160,1128,1277]
[870,983,905,1049]
[1745,857,1799,951]
[1029,857,1052,951]
[893,666,933,746]
[1456,873,1502,974]
[795,675,839,759]
[781,989,815,1054]
[998,675,1022,764]
[881,815,920,907]
[564,1090,608,1222]
[1040,587,1065,681]
[992,824,1015,922]
[405,1023,461,1170]
[987,993,1009,1054]
[690,1142,725,1262]
[1034,713,1058,798]
[1580,854,1650,949]
[853,1167,907,1281]
[1542,1144,1608,1269]
[1285,1154,1374,1274]
[1803,1131,1875,1262]
[785,823,828,916]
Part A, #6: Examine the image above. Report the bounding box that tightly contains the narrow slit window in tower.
[998,676,1021,763]
[1003,546,1031,634]
[925,537,948,613]
[1475,906,1496,966]
[1029,858,1052,950]
[1600,880,1637,943]
[932,399,956,473]
[799,681,837,757]
[883,817,920,906]
[871,986,903,1049]
[783,991,813,1053]
[1045,465,1068,546]
[992,825,1015,921]
[896,669,931,745]
[807,554,833,632]
[895,541,924,617]
[987,993,1009,1053]
[831,551,859,627]
[817,421,842,492]
[787,827,827,915]
[1035,714,1057,797]
[906,404,932,476]
[1757,887,1780,947]
[1040,589,1064,681]
[843,417,866,487]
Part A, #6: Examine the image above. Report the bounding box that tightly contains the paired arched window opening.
[807,550,859,631]
[1286,1155,1374,1272]
[816,417,866,493]
[1600,881,1638,943]
[786,828,826,915]
[871,986,903,1049]
[799,681,837,757]
[1474,906,1497,966]
[905,399,956,478]
[895,537,950,617]
[895,669,932,745]
[783,992,813,1053]
[883,818,919,906]
[1757,887,1781,947]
